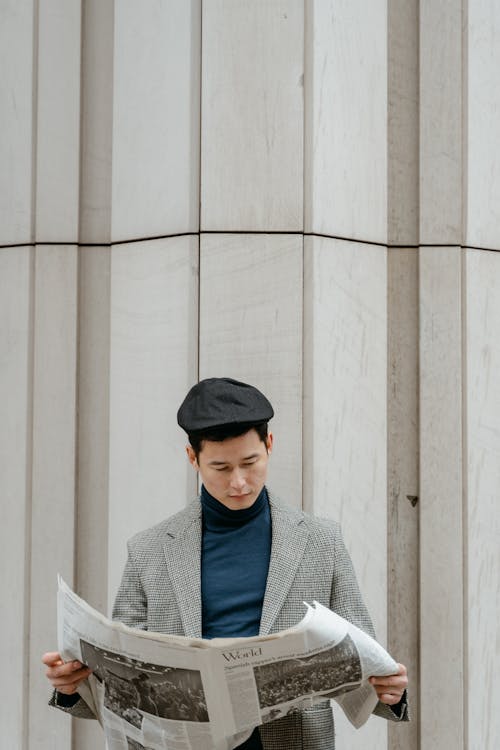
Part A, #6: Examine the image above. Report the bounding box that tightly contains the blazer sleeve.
[48,688,96,719]
[329,523,409,723]
[111,541,148,629]
[49,542,148,719]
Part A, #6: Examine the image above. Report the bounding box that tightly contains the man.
[43,377,409,749]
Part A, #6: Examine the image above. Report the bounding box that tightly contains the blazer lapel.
[163,502,203,638]
[259,496,309,635]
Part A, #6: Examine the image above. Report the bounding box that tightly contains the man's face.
[186,429,273,511]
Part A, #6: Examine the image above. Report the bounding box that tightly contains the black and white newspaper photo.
[57,577,399,750]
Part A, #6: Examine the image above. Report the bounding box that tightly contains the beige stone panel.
[304,0,387,243]
[201,0,303,231]
[108,237,199,610]
[387,248,419,750]
[419,1,463,244]
[74,249,112,750]
[35,0,81,242]
[0,2,34,244]
[465,249,500,750]
[466,2,500,250]
[0,247,32,746]
[387,0,419,246]
[79,0,114,244]
[303,235,387,749]
[29,245,78,749]
[111,0,201,241]
[76,247,111,615]
[419,246,464,747]
[199,233,302,507]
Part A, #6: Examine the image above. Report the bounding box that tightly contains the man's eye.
[215,467,228,472]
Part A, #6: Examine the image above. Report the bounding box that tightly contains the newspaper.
[57,577,398,750]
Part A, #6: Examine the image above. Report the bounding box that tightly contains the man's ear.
[266,432,274,454]
[186,445,199,469]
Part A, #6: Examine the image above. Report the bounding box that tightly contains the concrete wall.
[1,2,499,749]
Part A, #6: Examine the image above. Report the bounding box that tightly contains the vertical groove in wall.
[387,0,420,744]
[300,235,305,513]
[73,0,85,612]
[386,248,420,750]
[302,0,311,237]
[31,0,39,245]
[72,251,81,750]
[77,0,85,248]
[461,0,469,247]
[74,246,83,585]
[73,247,82,750]
[416,0,421,250]
[460,248,469,750]
[415,251,421,750]
[460,67,469,750]
[73,7,84,745]
[24,4,40,742]
[197,0,203,384]
[415,3,421,748]
[301,0,309,512]
[461,2,468,744]
[23,245,36,750]
[416,247,423,750]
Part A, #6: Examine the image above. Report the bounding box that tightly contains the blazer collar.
[259,493,309,635]
[162,500,203,638]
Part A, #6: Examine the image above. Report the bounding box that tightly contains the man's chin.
[225,494,256,510]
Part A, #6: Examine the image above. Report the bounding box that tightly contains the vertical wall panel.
[387,248,419,750]
[35,1,81,242]
[76,248,111,608]
[304,0,387,243]
[387,0,419,246]
[111,0,201,241]
[29,245,78,750]
[303,236,387,750]
[0,247,32,747]
[465,249,500,750]
[201,0,304,231]
[419,247,464,748]
[0,1,34,244]
[107,237,199,610]
[199,233,302,507]
[75,248,110,750]
[79,0,114,244]
[419,0,463,243]
[466,1,500,250]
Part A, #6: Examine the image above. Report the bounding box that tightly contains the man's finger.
[369,664,408,690]
[46,660,86,679]
[49,667,91,687]
[370,675,406,687]
[42,652,63,667]
[379,692,403,706]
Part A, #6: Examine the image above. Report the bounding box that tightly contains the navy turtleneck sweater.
[200,485,272,640]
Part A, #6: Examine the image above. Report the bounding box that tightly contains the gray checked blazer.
[52,493,408,748]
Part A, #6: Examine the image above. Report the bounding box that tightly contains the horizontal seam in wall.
[1,236,499,252]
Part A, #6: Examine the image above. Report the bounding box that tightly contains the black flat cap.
[177,377,274,433]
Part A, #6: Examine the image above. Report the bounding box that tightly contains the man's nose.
[230,468,246,488]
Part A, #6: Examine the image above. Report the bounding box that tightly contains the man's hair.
[188,421,269,459]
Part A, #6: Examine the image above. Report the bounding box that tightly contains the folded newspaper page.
[57,577,398,750]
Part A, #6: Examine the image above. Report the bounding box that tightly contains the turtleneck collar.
[201,485,269,527]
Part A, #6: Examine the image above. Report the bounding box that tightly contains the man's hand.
[369,663,408,706]
[42,652,92,695]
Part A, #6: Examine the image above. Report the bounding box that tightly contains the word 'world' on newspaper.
[57,576,398,750]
